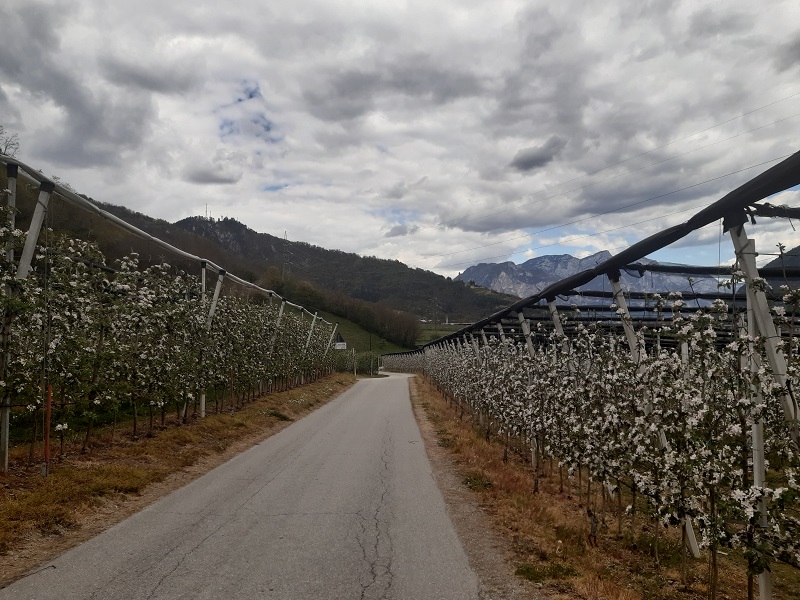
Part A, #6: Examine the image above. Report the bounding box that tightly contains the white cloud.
[1,0,799,278]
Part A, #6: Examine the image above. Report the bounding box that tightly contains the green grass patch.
[463,470,492,491]
[515,562,578,582]
[316,310,410,354]
[266,409,292,421]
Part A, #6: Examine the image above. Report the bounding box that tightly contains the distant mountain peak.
[455,252,718,300]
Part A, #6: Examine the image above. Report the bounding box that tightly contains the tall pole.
[2,178,53,472]
[0,164,17,472]
[199,261,207,417]
[607,271,700,558]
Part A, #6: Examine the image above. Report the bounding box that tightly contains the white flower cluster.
[385,307,800,576]
[3,222,336,446]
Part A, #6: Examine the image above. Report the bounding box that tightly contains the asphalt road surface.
[1,373,480,600]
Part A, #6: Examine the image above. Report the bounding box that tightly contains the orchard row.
[2,214,336,448]
[384,302,800,584]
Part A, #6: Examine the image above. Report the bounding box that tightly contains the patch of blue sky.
[650,244,734,267]
[262,184,288,192]
[250,113,283,143]
[236,79,262,103]
[219,118,239,138]
[373,207,420,221]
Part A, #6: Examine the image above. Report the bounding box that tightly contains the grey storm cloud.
[509,136,567,172]
[0,3,155,167]
[99,56,203,94]
[303,54,484,122]
[688,8,749,38]
[775,36,800,72]
[1,0,798,276]
[184,170,241,185]
[385,223,420,238]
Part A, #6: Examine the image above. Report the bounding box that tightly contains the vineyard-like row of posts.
[0,159,338,471]
[385,300,799,592]
[384,151,800,599]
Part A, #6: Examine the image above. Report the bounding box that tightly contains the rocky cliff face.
[456,251,720,299]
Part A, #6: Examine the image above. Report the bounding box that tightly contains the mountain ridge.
[456,251,721,300]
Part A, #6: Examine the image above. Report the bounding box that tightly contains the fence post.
[732,227,780,599]
[728,216,798,446]
[323,322,338,358]
[199,260,207,417]
[469,333,482,367]
[0,164,18,473]
[206,269,225,330]
[517,311,535,357]
[608,272,641,364]
[1,179,53,472]
[303,311,318,355]
[43,384,52,476]
[608,271,700,558]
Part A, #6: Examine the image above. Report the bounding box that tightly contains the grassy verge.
[410,375,800,600]
[416,322,463,346]
[0,372,356,578]
[316,310,410,354]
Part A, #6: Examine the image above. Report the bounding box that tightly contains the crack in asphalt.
[357,420,395,600]
[143,515,233,600]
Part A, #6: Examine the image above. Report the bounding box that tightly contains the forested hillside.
[174,216,517,323]
[0,171,515,347]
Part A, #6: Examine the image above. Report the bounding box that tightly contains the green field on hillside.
[415,322,464,346]
[316,311,411,354]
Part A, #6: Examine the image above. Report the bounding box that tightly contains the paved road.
[1,373,479,600]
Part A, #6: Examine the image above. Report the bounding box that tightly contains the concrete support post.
[517,311,535,358]
[608,274,641,364]
[607,272,700,558]
[199,260,208,417]
[2,179,53,472]
[206,270,225,330]
[16,181,54,281]
[268,301,286,359]
[303,312,318,354]
[548,300,565,337]
[323,322,338,358]
[733,230,778,599]
[728,220,798,446]
[469,333,482,367]
[0,165,19,472]
[547,299,571,363]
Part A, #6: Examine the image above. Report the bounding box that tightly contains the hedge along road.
[1,373,479,600]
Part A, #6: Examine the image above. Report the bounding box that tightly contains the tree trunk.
[631,482,637,545]
[29,409,38,461]
[709,485,718,600]
[654,515,660,566]
[681,521,688,586]
[131,394,138,437]
[81,418,93,453]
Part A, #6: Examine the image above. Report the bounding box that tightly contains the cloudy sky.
[1,0,799,277]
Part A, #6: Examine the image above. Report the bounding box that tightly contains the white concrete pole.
[205,270,226,330]
[729,223,798,445]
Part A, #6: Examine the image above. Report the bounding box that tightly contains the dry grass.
[0,373,356,574]
[410,375,800,600]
